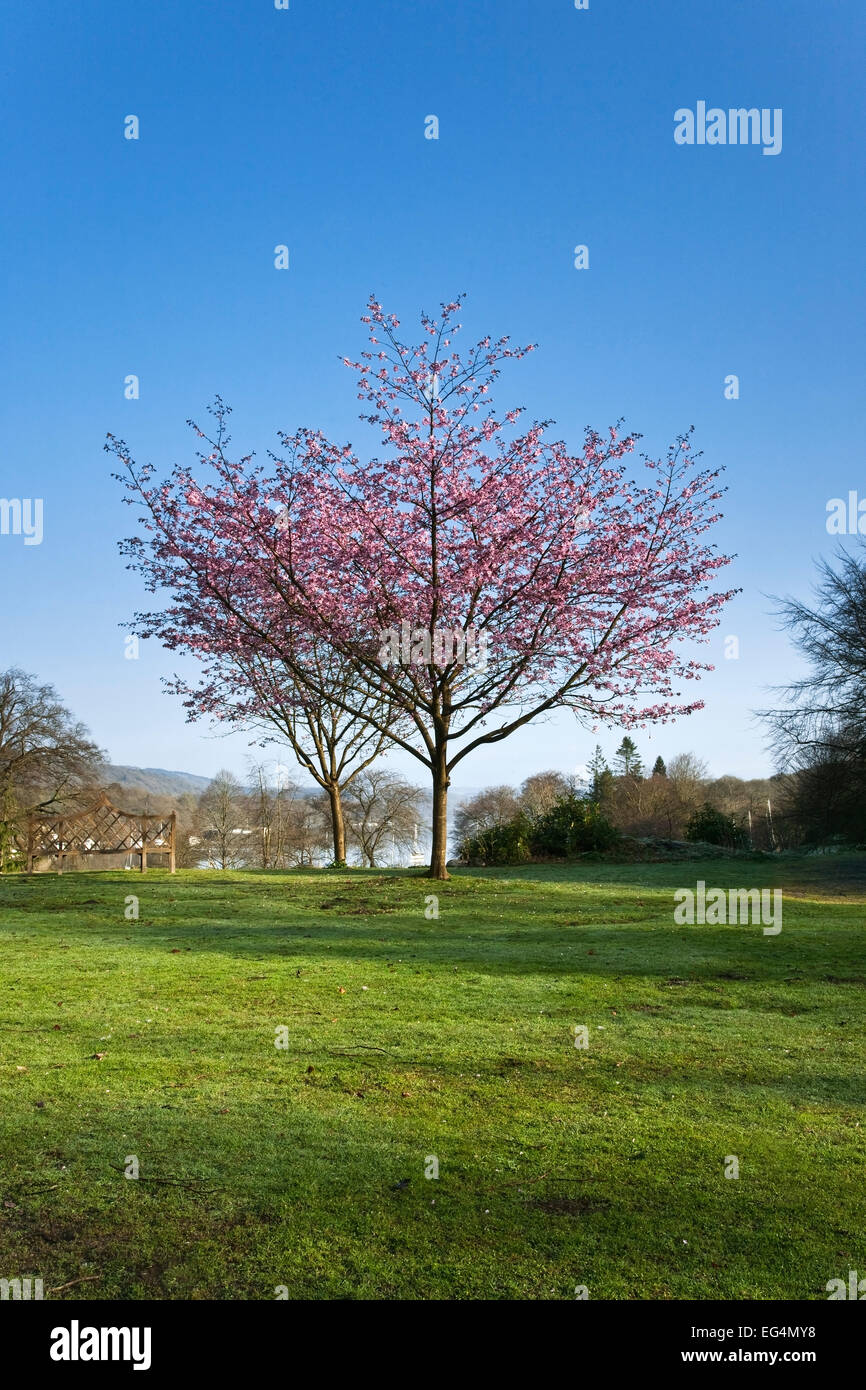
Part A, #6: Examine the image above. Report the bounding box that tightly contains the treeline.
[584,740,782,848]
[453,731,865,864]
[453,748,786,865]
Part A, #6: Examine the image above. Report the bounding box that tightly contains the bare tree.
[657,752,709,836]
[246,761,332,867]
[0,668,104,867]
[764,543,866,762]
[198,769,247,869]
[171,792,206,869]
[288,791,333,866]
[247,761,300,868]
[452,785,521,847]
[344,768,427,867]
[519,770,570,818]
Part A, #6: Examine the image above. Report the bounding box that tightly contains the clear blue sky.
[1,0,863,789]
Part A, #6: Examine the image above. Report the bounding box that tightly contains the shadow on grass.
[2,863,864,988]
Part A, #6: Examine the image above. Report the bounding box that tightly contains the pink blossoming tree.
[112,297,735,879]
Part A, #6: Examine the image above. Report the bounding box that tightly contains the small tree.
[651,755,667,778]
[587,746,615,812]
[171,792,205,869]
[198,770,247,869]
[225,644,397,867]
[667,753,707,806]
[285,791,333,866]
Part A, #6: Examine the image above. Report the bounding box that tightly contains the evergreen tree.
[587,745,613,802]
[614,736,642,778]
[651,755,667,778]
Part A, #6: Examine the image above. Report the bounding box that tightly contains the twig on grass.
[49,1275,100,1294]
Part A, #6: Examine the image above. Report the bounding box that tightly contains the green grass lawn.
[0,857,863,1300]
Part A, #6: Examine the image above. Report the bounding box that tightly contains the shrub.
[530,793,620,856]
[685,802,749,849]
[459,794,619,864]
[459,813,533,866]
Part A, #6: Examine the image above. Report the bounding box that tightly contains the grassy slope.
[0,858,863,1301]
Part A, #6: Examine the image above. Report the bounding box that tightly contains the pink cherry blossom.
[110,299,736,878]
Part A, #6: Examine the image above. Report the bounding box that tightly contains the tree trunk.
[429,753,450,879]
[328,783,347,867]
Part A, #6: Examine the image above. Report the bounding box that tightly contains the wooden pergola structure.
[26,793,176,874]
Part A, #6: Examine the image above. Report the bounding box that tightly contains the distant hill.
[101,767,480,806]
[103,765,212,798]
